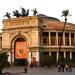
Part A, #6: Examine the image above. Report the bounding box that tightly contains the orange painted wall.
[15,41,29,59]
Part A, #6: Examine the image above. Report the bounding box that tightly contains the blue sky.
[0,0,75,29]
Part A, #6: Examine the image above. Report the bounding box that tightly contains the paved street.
[3,66,75,75]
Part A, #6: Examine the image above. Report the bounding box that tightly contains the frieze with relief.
[10,20,29,26]
[3,16,39,29]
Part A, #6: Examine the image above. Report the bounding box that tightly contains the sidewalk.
[3,66,75,75]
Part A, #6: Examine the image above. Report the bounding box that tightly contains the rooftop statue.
[20,7,26,17]
[3,8,38,18]
[20,7,29,17]
[13,10,20,17]
[4,12,11,19]
[32,8,38,15]
[26,9,29,16]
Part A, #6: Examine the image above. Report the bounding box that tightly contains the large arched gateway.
[14,37,29,65]
[14,37,29,59]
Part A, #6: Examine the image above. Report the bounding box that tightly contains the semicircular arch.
[10,34,30,48]
[10,34,30,60]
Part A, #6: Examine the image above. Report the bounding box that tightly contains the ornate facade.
[0,14,75,65]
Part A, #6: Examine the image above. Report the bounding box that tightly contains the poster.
[15,41,29,59]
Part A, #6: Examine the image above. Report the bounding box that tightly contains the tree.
[61,9,70,30]
[58,10,70,64]
[0,52,9,74]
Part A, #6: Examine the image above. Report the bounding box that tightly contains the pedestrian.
[30,63,33,68]
[24,67,27,73]
[57,64,61,72]
[65,64,68,72]
[69,64,72,72]
[61,64,64,72]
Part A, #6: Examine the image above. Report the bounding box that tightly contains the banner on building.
[15,41,29,59]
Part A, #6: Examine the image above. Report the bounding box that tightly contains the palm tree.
[58,9,70,64]
[61,9,70,31]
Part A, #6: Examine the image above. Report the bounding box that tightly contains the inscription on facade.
[10,20,29,26]
[3,16,39,29]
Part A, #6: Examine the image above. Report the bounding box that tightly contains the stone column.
[57,52,59,62]
[36,51,39,66]
[64,51,66,58]
[74,33,75,45]
[49,51,51,56]
[56,32,58,46]
[49,32,51,46]
[70,51,72,60]
[41,35,43,45]
[28,51,32,65]
[63,32,65,46]
[11,48,14,64]
[7,52,11,63]
[69,33,71,46]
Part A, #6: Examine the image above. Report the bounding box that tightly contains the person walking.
[57,64,61,72]
[65,64,68,72]
[61,64,65,72]
[24,60,28,73]
[69,64,72,72]
[24,66,27,73]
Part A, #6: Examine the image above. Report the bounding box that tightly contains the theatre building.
[0,14,75,65]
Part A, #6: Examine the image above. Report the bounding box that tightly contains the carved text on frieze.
[10,20,29,26]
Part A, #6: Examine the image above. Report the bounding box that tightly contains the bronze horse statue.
[20,7,29,17]
[25,9,29,16]
[20,7,26,17]
[32,8,38,15]
[13,10,20,17]
[4,12,11,18]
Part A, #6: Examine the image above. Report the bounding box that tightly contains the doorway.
[14,37,29,66]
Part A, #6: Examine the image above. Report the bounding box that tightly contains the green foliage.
[62,10,69,17]
[0,52,8,74]
[40,55,56,67]
[58,56,65,65]
[0,52,8,68]
[49,55,56,65]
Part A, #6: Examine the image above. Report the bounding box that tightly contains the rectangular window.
[0,37,2,48]
[71,33,74,46]
[51,32,56,45]
[58,32,63,45]
[65,33,69,46]
[43,38,49,46]
[42,32,49,46]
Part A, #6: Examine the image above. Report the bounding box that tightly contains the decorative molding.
[65,25,69,29]
[3,16,40,31]
[10,20,28,26]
